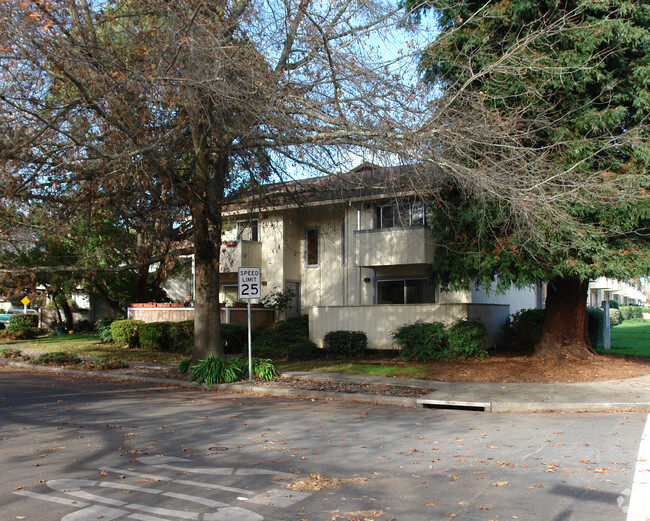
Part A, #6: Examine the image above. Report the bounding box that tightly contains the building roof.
[224,162,443,214]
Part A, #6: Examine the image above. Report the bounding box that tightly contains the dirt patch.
[428,354,650,383]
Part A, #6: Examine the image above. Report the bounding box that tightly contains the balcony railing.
[220,240,262,272]
[354,227,434,267]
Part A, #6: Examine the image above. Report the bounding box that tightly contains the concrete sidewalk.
[285,370,650,412]
[2,358,650,412]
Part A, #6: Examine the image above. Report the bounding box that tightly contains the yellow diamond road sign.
[21,297,30,306]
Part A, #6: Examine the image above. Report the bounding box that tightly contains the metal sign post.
[238,267,261,382]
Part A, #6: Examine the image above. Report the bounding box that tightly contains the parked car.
[0,308,37,326]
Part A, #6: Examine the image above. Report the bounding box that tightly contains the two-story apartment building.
[216,163,541,349]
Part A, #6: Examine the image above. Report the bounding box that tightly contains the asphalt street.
[1,368,648,521]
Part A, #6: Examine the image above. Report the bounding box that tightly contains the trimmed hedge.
[111,319,144,348]
[136,320,195,353]
[323,330,368,358]
[9,313,39,329]
[138,322,172,350]
[252,315,318,360]
[587,307,604,348]
[619,305,643,321]
[609,308,623,326]
[0,326,40,340]
[392,321,447,362]
[447,320,488,360]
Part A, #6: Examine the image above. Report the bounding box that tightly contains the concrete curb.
[3,358,649,413]
[0,359,420,408]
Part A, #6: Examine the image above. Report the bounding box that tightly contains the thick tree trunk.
[190,128,226,365]
[533,275,596,361]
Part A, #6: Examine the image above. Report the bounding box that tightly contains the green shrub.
[9,313,38,329]
[619,306,632,321]
[253,358,280,380]
[111,319,144,348]
[187,356,279,385]
[447,320,488,360]
[2,326,41,340]
[252,315,309,359]
[286,338,320,360]
[96,314,123,343]
[221,323,248,354]
[178,358,191,374]
[83,358,128,370]
[609,300,619,310]
[495,308,546,355]
[0,347,22,359]
[30,351,82,366]
[138,322,171,350]
[609,308,623,326]
[630,306,643,319]
[323,330,368,358]
[167,320,194,353]
[587,307,604,348]
[392,321,447,362]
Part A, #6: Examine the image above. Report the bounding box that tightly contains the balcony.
[354,227,434,267]
[220,240,262,272]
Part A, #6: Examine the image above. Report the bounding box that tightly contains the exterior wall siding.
[309,303,509,350]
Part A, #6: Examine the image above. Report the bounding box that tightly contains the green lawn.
[1,332,187,364]
[2,332,438,378]
[595,320,650,358]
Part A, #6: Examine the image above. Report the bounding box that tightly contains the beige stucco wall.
[309,303,509,349]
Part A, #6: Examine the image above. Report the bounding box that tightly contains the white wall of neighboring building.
[471,281,541,315]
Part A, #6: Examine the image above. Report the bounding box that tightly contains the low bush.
[252,315,310,359]
[323,330,368,358]
[609,308,623,326]
[630,306,644,319]
[111,319,144,348]
[0,347,22,359]
[495,308,545,355]
[620,306,643,321]
[138,321,171,350]
[392,321,447,362]
[82,358,129,370]
[9,313,39,329]
[587,307,604,348]
[221,323,248,354]
[286,338,320,360]
[619,306,632,321]
[447,320,488,360]
[96,314,123,343]
[188,355,279,385]
[30,351,82,366]
[178,358,191,374]
[0,326,41,340]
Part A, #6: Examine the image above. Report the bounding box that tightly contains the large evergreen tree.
[412,0,650,360]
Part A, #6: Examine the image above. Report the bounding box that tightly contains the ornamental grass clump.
[187,355,279,385]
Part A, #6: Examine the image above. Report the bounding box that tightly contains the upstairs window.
[305,227,320,267]
[375,201,426,229]
[223,218,259,242]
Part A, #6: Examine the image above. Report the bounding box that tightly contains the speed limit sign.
[238,267,261,300]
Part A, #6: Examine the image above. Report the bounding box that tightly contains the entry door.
[285,281,301,317]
